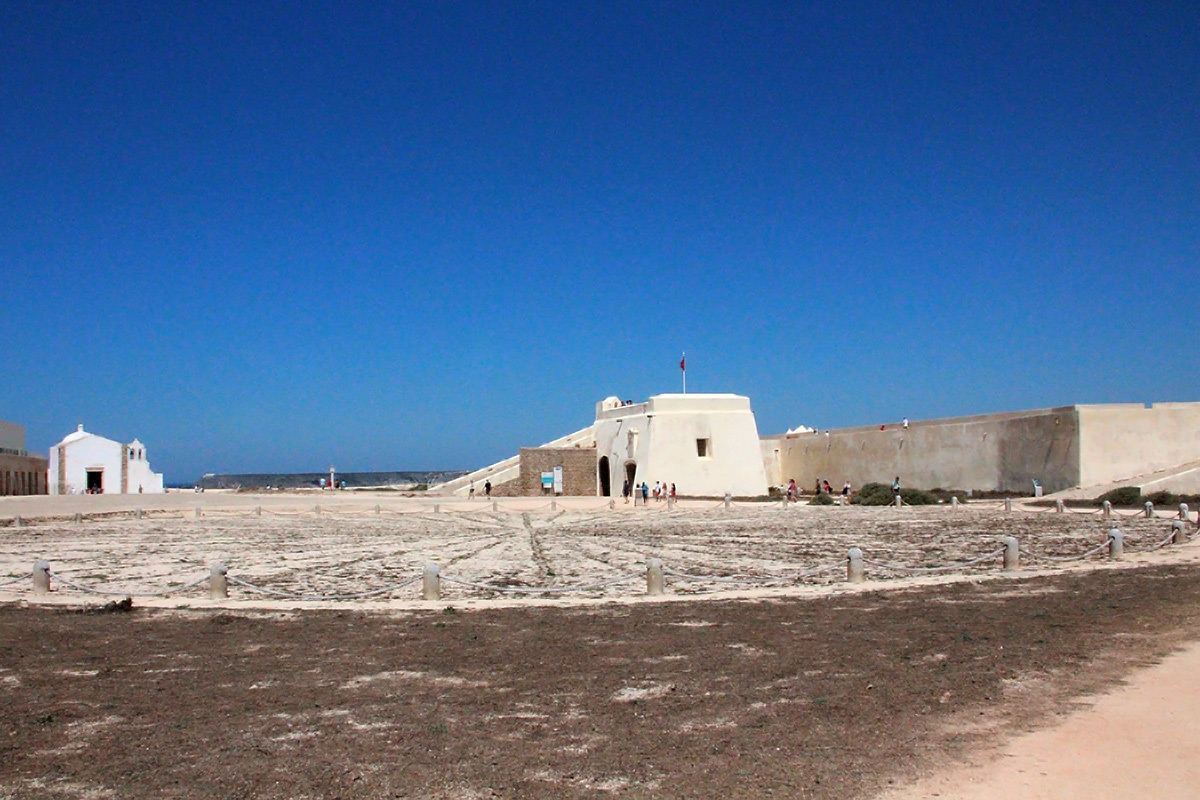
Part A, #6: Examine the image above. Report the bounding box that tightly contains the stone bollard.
[255,506,262,517]
[646,558,665,596]
[1144,501,1154,519]
[493,501,499,512]
[608,499,615,510]
[423,563,440,601]
[434,504,440,514]
[374,504,381,515]
[1003,537,1020,571]
[1004,497,1013,512]
[194,507,201,519]
[951,496,959,509]
[724,493,732,510]
[136,508,144,519]
[1180,503,1189,522]
[781,495,788,509]
[1056,500,1064,513]
[210,563,228,599]
[74,513,82,523]
[13,516,22,529]
[668,497,675,510]
[1103,500,1112,517]
[1172,520,1188,545]
[551,499,557,511]
[1108,529,1123,560]
[315,504,321,515]
[847,548,864,583]
[32,560,50,594]
[894,494,902,508]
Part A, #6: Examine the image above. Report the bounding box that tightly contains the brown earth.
[4,563,1200,799]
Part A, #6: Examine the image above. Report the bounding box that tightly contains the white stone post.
[255,506,262,516]
[847,548,864,583]
[551,499,557,511]
[136,508,143,519]
[13,516,22,529]
[724,493,732,509]
[646,558,665,596]
[781,494,788,509]
[894,494,902,508]
[1004,497,1013,512]
[1108,529,1123,559]
[1144,501,1154,519]
[1172,521,1187,545]
[493,501,499,512]
[210,564,228,599]
[423,563,440,601]
[74,513,82,523]
[1103,500,1112,517]
[1003,537,1019,571]
[314,504,321,515]
[374,504,381,515]
[1179,503,1189,522]
[951,496,959,509]
[1056,500,1064,513]
[32,560,50,594]
[608,499,615,510]
[193,507,201,519]
[434,504,440,514]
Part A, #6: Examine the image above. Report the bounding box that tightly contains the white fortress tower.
[593,394,769,497]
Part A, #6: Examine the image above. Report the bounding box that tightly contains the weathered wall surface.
[499,446,597,497]
[1078,403,1200,488]
[768,407,1082,494]
[0,453,48,495]
[0,420,26,454]
[594,394,769,497]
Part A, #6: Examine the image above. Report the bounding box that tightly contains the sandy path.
[882,642,1200,799]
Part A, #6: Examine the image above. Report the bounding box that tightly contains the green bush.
[851,483,896,506]
[1096,486,1142,507]
[808,492,835,506]
[850,482,938,506]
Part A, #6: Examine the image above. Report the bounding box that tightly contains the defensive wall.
[763,402,1200,495]
[0,420,48,497]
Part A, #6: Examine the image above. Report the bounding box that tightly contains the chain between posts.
[861,547,1007,574]
[0,571,32,589]
[47,572,211,598]
[438,573,641,594]
[226,574,421,601]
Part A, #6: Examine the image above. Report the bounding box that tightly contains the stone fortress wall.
[763,402,1200,495]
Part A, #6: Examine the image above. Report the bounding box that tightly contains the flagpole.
[681,352,686,394]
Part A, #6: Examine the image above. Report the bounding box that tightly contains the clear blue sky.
[3,2,1197,482]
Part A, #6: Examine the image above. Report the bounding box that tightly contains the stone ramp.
[1047,458,1200,500]
[427,425,596,496]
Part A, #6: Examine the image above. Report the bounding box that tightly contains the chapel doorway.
[86,469,104,494]
[625,461,637,489]
[598,456,611,496]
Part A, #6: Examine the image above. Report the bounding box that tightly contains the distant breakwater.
[191,471,468,490]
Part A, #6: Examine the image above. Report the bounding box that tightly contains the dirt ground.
[2,496,1199,798]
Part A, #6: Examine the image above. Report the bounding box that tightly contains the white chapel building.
[49,425,165,495]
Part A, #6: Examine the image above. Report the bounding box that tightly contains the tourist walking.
[622,479,631,504]
[484,480,492,498]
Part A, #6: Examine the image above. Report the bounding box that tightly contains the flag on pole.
[680,353,686,393]
[680,355,685,371]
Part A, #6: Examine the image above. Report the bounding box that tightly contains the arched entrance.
[598,456,611,496]
[624,461,637,489]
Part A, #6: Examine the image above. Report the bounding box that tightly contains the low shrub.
[1096,486,1142,507]
[808,492,835,506]
[850,482,895,505]
[899,488,938,506]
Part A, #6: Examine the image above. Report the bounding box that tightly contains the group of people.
[784,478,852,501]
[467,479,492,499]
[622,479,676,504]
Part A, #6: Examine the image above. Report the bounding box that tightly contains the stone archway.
[598,456,611,497]
[625,461,637,489]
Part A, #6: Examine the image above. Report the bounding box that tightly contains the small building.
[49,425,164,495]
[594,394,769,497]
[0,419,48,496]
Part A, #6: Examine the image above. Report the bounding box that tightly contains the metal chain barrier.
[862,547,1006,574]
[1020,540,1112,563]
[227,574,421,601]
[48,571,211,598]
[439,572,640,594]
[0,571,32,589]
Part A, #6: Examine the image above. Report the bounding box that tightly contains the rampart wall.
[1077,403,1200,487]
[765,407,1082,494]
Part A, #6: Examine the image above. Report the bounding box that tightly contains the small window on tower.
[696,438,710,458]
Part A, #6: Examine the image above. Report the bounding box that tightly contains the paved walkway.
[882,641,1200,799]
